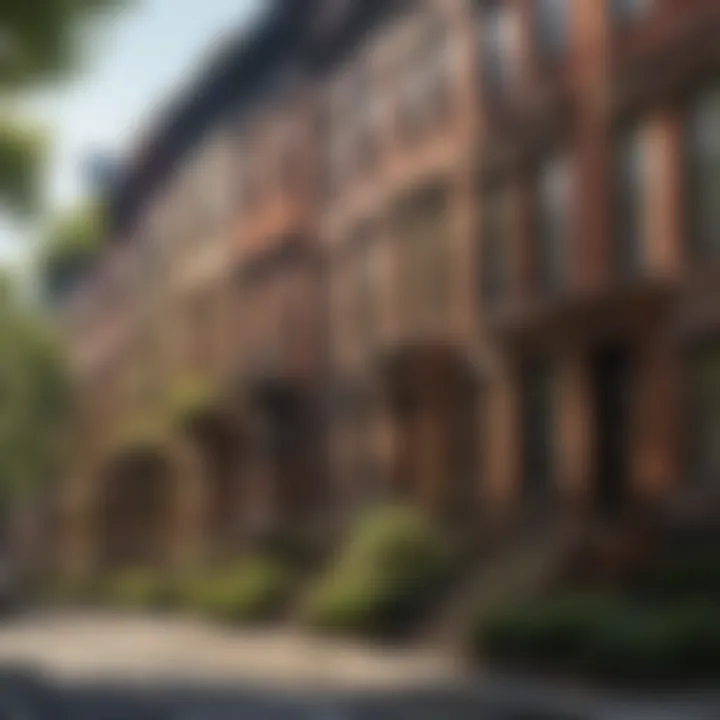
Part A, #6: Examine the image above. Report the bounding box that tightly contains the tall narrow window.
[535,0,569,63]
[353,225,376,352]
[480,185,514,308]
[687,87,720,261]
[479,2,516,98]
[395,187,450,325]
[536,155,572,295]
[416,189,450,318]
[615,127,647,279]
[610,0,653,27]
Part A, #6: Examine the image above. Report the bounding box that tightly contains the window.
[415,190,450,317]
[689,343,720,489]
[687,87,720,260]
[351,224,376,350]
[535,155,572,295]
[395,187,450,323]
[615,127,648,279]
[480,185,514,307]
[610,0,653,27]
[535,0,569,63]
[479,2,516,97]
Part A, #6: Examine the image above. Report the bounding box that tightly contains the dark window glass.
[354,228,376,350]
[687,88,720,261]
[521,358,556,504]
[395,187,450,324]
[610,0,653,26]
[480,186,513,307]
[535,156,571,295]
[614,128,646,279]
[480,3,514,97]
[535,0,569,62]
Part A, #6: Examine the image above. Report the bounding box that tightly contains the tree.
[0,275,72,510]
[1,0,127,214]
[39,202,105,303]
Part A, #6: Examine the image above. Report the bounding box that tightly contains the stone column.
[557,349,596,512]
[632,333,681,505]
[485,358,521,517]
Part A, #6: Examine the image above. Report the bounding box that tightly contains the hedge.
[180,557,293,624]
[475,594,720,684]
[301,505,454,638]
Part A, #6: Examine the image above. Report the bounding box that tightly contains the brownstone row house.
[57,0,720,575]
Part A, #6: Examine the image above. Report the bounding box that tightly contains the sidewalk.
[0,612,717,718]
[0,611,464,691]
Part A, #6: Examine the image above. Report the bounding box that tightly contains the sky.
[1,0,262,264]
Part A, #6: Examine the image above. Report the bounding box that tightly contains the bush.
[475,594,720,684]
[181,557,292,624]
[301,506,453,638]
[630,551,720,601]
[476,593,621,668]
[103,570,176,611]
[40,574,107,607]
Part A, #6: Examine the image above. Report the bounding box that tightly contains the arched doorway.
[382,345,479,523]
[98,446,175,570]
[181,408,244,561]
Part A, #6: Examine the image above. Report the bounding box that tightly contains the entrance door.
[520,359,556,508]
[593,346,634,518]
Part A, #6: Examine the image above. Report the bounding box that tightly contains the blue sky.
[2,0,261,263]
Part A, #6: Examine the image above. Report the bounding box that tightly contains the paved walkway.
[0,612,466,692]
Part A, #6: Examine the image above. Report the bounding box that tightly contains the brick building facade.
[58,0,720,574]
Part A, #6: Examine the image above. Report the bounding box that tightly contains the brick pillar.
[632,333,681,505]
[557,349,596,511]
[644,110,684,279]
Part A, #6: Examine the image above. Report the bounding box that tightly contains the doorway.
[592,345,634,518]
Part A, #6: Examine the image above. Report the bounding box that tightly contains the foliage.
[1,0,128,89]
[166,375,219,428]
[301,505,453,637]
[180,558,293,625]
[475,593,720,684]
[629,550,720,601]
[39,202,105,302]
[0,121,47,214]
[41,572,109,606]
[103,570,176,610]
[0,279,72,508]
[1,1,129,215]
[110,412,171,459]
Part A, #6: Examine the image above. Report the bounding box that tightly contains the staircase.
[424,520,580,651]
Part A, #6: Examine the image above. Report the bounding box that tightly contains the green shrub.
[181,557,292,624]
[586,602,720,682]
[630,551,720,601]
[475,594,720,683]
[104,570,176,610]
[40,574,107,607]
[301,505,453,637]
[476,593,621,667]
